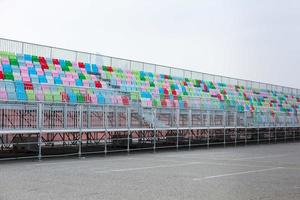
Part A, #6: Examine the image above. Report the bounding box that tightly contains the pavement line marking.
[193,167,284,181]
[208,153,291,161]
[95,160,281,174]
[95,162,202,173]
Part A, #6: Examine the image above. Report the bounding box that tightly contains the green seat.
[62,66,70,72]
[9,58,18,66]
[152,99,161,107]
[131,92,139,101]
[44,92,53,102]
[65,60,72,67]
[32,55,39,62]
[4,73,14,81]
[150,82,155,87]
[77,93,84,103]
[53,92,61,102]
[26,90,36,101]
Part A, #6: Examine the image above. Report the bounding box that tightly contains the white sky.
[1,0,299,88]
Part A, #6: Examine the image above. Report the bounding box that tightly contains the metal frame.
[0,101,299,160]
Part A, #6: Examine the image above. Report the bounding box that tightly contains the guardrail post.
[127,107,131,154]
[104,105,108,156]
[234,111,237,146]
[38,103,43,161]
[222,110,225,146]
[78,105,82,158]
[176,108,180,151]
[153,107,157,153]
[188,108,192,150]
[207,110,210,148]
[245,111,248,145]
[284,114,287,143]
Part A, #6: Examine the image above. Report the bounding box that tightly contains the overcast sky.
[0,0,299,88]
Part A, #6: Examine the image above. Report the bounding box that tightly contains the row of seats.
[0,51,299,114]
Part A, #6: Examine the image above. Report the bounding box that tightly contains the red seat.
[163,88,168,95]
[172,90,177,96]
[164,75,168,79]
[95,81,102,88]
[122,96,129,105]
[52,58,59,65]
[184,101,188,108]
[107,66,113,72]
[0,72,4,80]
[61,92,69,102]
[84,94,91,103]
[78,62,85,68]
[39,56,46,63]
[173,95,178,100]
[161,99,167,107]
[41,63,48,70]
[24,82,33,90]
[183,81,188,86]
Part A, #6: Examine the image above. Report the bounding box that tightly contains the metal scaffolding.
[0,101,299,160]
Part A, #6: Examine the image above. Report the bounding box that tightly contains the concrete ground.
[1,143,300,200]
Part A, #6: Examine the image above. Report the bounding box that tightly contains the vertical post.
[245,111,247,145]
[223,110,226,147]
[127,107,131,154]
[176,108,179,151]
[78,105,82,158]
[153,107,157,153]
[104,105,108,156]
[188,108,192,150]
[38,103,43,161]
[207,110,210,148]
[284,114,287,143]
[268,114,271,144]
[234,111,237,146]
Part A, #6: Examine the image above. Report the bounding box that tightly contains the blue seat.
[16,92,27,100]
[92,64,98,74]
[179,101,184,108]
[75,79,83,86]
[28,67,37,75]
[85,63,91,73]
[7,92,17,100]
[68,93,77,103]
[59,59,66,67]
[38,75,47,83]
[24,54,32,61]
[3,64,12,73]
[54,77,62,85]
[97,95,105,104]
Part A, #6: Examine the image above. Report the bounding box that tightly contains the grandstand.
[0,38,299,160]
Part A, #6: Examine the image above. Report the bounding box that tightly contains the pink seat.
[36,91,44,101]
[0,88,7,100]
[82,80,89,87]
[41,85,50,91]
[69,79,75,86]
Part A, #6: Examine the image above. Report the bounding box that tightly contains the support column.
[153,108,157,153]
[104,105,108,156]
[127,107,131,154]
[38,103,43,161]
[207,110,210,148]
[78,105,82,158]
[176,109,180,151]
[223,110,226,147]
[188,109,192,150]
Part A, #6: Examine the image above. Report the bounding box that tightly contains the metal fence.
[0,38,299,96]
[0,101,299,160]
